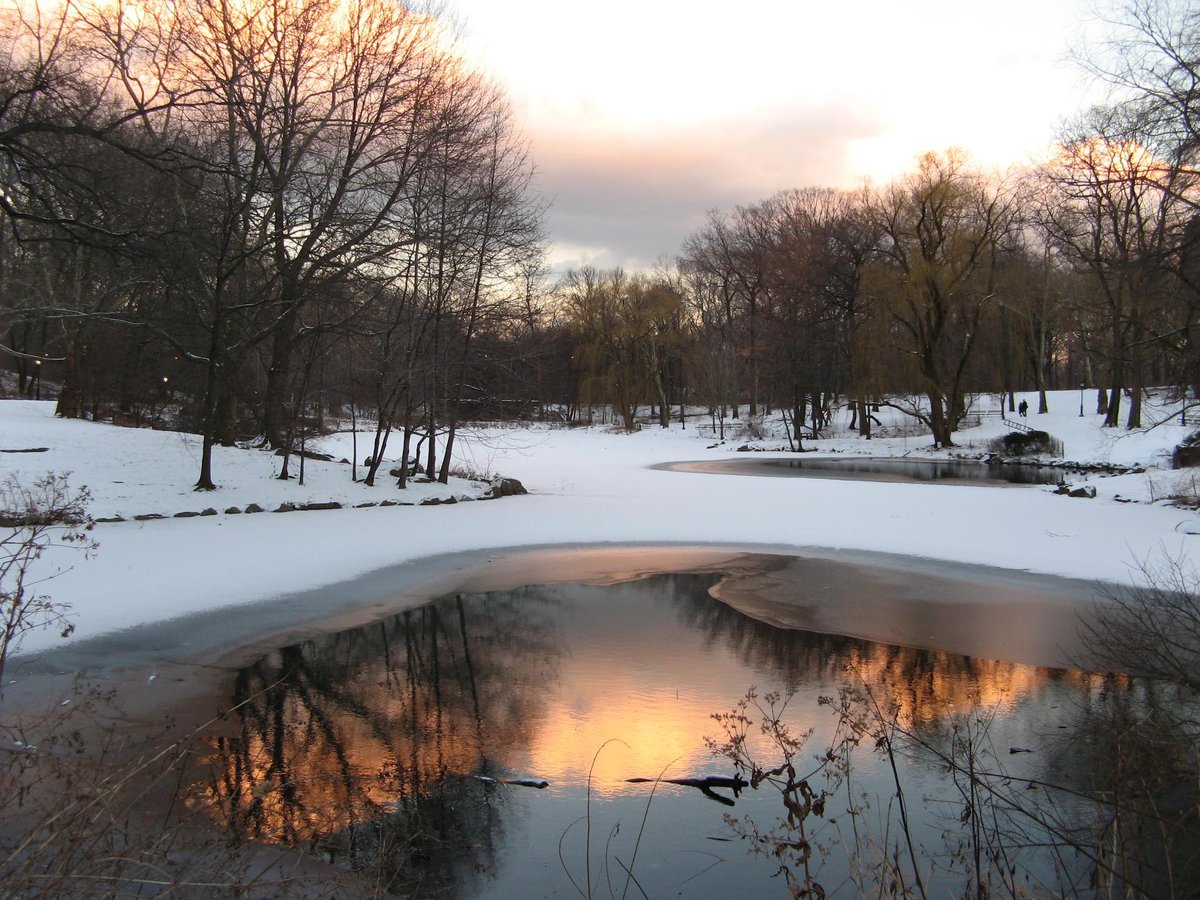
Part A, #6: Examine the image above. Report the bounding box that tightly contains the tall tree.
[866,150,1018,447]
[562,267,682,431]
[1038,133,1193,427]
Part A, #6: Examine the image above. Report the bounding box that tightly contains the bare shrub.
[1079,550,1200,691]
[0,689,347,898]
[0,474,97,685]
[0,475,336,896]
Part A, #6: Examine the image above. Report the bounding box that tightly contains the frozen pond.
[661,456,1070,485]
[196,564,1120,897]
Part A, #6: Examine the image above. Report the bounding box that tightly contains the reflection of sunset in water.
[193,570,1103,892]
[834,643,1093,727]
[523,627,1089,794]
[524,676,730,793]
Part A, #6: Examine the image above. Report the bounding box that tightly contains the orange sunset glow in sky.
[446,0,1114,271]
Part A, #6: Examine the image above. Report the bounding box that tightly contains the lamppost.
[1079,382,1085,417]
[33,359,41,400]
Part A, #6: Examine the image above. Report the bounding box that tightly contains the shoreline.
[5,542,1110,738]
[0,542,1117,895]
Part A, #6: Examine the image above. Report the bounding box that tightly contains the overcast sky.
[445,1,1111,272]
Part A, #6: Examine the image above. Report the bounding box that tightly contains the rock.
[94,515,126,523]
[173,511,200,518]
[1173,444,1200,468]
[225,507,242,515]
[133,513,166,521]
[353,501,377,508]
[274,502,297,513]
[300,501,342,511]
[200,508,218,516]
[489,476,527,497]
[1067,486,1097,499]
[244,503,264,514]
[419,497,442,506]
[379,499,397,507]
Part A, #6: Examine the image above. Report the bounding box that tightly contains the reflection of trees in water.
[670,573,1091,726]
[1033,675,1200,896]
[194,569,1185,895]
[198,588,561,893]
[668,572,1197,894]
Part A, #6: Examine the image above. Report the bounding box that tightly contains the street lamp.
[1079,382,1085,417]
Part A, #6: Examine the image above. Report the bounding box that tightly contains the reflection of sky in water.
[196,572,1105,897]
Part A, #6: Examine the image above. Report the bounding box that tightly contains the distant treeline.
[3,1,1200,484]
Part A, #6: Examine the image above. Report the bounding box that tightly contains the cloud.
[450,0,1109,273]
[528,104,882,272]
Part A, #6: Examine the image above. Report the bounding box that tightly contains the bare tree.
[866,150,1018,447]
[0,474,95,686]
[1038,131,1194,427]
[679,207,771,418]
[561,267,682,432]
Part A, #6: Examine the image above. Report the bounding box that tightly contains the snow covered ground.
[2,389,1198,659]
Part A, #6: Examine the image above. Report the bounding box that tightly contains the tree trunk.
[438,403,459,484]
[929,391,954,447]
[790,399,805,452]
[195,355,223,490]
[364,419,390,487]
[261,307,296,449]
[425,412,437,481]
[56,346,83,419]
[1127,388,1142,429]
[1105,385,1122,427]
[397,414,413,490]
[1126,340,1144,429]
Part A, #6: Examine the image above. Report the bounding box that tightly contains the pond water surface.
[195,568,1123,897]
[661,456,1070,485]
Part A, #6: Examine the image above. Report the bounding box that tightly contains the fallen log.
[625,773,748,806]
[471,775,549,789]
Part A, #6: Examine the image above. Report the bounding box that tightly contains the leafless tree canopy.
[5,1,1200,456]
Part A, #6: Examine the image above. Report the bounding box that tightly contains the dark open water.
[195,573,1129,897]
[661,456,1071,485]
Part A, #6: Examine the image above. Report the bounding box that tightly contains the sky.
[443,0,1112,272]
